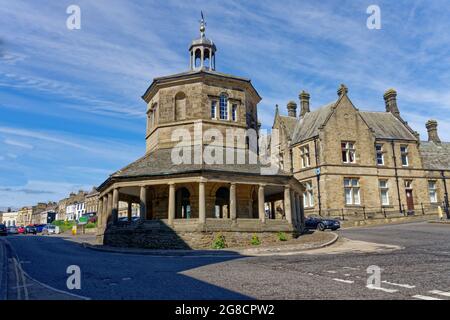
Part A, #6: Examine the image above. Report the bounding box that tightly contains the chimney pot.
[299,90,310,117]
[426,119,441,144]
[384,88,400,117]
[287,101,297,118]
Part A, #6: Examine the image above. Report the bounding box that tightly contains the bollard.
[71,225,77,236]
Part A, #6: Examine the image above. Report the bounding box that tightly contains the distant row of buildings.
[0,187,139,227]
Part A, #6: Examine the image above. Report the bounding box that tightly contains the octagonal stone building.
[96,17,304,249]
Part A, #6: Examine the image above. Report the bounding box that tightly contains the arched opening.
[194,49,202,68]
[215,187,230,218]
[175,92,186,120]
[175,187,191,219]
[204,49,210,69]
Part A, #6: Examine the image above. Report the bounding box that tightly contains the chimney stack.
[426,120,441,144]
[384,89,400,117]
[287,101,297,118]
[299,90,310,117]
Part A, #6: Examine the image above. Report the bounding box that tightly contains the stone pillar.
[199,181,206,223]
[291,190,297,227]
[102,196,107,227]
[112,188,119,224]
[258,184,266,223]
[97,197,103,227]
[230,183,237,220]
[140,186,147,220]
[127,201,132,221]
[296,193,302,227]
[209,50,212,70]
[107,192,113,225]
[200,49,204,69]
[168,183,175,225]
[284,186,292,224]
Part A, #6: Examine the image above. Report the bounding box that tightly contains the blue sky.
[1,0,449,209]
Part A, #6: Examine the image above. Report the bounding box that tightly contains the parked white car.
[42,224,60,235]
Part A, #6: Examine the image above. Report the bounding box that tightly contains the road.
[1,221,449,300]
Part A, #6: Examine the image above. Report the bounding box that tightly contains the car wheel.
[318,223,326,231]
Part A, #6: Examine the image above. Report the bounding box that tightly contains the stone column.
[127,201,132,221]
[107,192,113,225]
[291,190,297,227]
[284,186,292,224]
[258,184,266,223]
[200,49,204,69]
[209,50,212,70]
[97,197,103,227]
[112,188,119,224]
[230,183,237,220]
[296,193,302,227]
[102,196,107,227]
[168,183,175,225]
[199,181,206,224]
[140,186,147,220]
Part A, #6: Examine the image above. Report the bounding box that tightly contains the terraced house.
[274,85,450,220]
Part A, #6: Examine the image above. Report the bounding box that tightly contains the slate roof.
[359,112,417,141]
[419,141,450,170]
[291,102,335,143]
[110,148,291,179]
[278,115,298,139]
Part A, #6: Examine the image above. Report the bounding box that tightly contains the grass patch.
[277,232,288,242]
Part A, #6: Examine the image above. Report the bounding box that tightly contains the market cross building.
[96,16,305,248]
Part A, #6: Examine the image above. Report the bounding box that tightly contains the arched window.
[195,49,202,68]
[219,94,228,120]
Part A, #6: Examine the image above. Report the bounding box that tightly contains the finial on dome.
[200,11,206,37]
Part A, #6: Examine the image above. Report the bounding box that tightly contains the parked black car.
[0,224,7,236]
[25,225,37,235]
[305,216,340,231]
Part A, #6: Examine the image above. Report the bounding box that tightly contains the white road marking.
[344,274,351,277]
[343,267,359,270]
[382,280,415,289]
[366,285,398,293]
[327,270,337,274]
[333,278,354,284]
[429,290,450,297]
[412,295,443,300]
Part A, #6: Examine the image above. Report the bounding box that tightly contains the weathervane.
[200,11,206,37]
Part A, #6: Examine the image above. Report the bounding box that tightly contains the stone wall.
[102,220,296,249]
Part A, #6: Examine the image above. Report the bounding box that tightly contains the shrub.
[52,220,76,232]
[277,232,287,242]
[250,234,261,246]
[211,233,226,249]
[85,222,97,229]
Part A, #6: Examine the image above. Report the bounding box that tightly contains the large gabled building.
[274,85,450,219]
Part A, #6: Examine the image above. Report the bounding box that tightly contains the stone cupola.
[299,90,310,117]
[189,12,216,71]
[426,119,441,144]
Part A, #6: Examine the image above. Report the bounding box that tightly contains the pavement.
[79,230,339,257]
[0,220,449,300]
